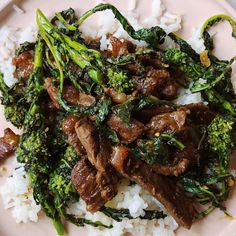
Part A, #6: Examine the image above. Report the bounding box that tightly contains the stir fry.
[0,4,236,235]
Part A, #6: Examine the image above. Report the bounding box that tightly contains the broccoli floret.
[0,73,27,128]
[107,68,134,93]
[4,104,27,128]
[49,146,80,206]
[17,129,51,173]
[208,115,235,168]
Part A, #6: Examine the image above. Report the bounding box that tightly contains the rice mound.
[0,163,41,223]
[0,0,211,235]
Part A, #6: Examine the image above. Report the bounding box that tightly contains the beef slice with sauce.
[0,128,20,161]
[133,105,175,123]
[145,108,189,136]
[44,77,95,109]
[75,117,112,172]
[71,157,118,212]
[107,114,144,144]
[12,51,34,81]
[62,115,85,155]
[111,146,195,229]
[184,102,216,124]
[134,68,171,96]
[73,117,120,209]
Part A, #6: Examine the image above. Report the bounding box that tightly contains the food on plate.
[0,128,19,160]
[0,2,236,236]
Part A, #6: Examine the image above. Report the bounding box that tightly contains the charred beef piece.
[145,108,189,136]
[62,115,85,155]
[44,77,95,109]
[0,128,20,160]
[111,146,195,229]
[184,102,216,124]
[107,114,144,144]
[75,117,112,172]
[12,51,34,81]
[71,157,118,212]
[133,105,175,123]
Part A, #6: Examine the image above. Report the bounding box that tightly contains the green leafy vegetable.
[77,3,167,48]
[204,89,236,116]
[15,41,35,56]
[101,207,166,222]
[112,95,175,124]
[132,133,185,165]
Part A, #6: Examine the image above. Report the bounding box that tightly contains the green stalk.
[201,14,236,38]
[161,133,185,150]
[55,12,77,31]
[37,9,103,85]
[204,89,236,116]
[34,40,44,69]
[51,219,65,236]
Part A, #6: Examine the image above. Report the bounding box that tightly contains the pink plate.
[0,0,236,236]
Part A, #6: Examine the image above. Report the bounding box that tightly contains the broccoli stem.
[34,40,44,68]
[201,14,236,39]
[51,219,65,236]
[204,89,236,116]
[161,132,185,150]
[37,9,103,85]
[55,12,77,31]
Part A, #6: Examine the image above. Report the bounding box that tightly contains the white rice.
[187,27,205,53]
[0,26,37,87]
[80,0,182,51]
[67,180,178,236]
[0,0,215,235]
[0,163,41,223]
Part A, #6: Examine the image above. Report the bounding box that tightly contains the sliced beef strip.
[138,54,163,69]
[63,86,95,106]
[44,77,95,109]
[145,108,189,136]
[75,117,112,172]
[71,157,118,212]
[45,78,60,109]
[133,105,175,123]
[184,102,216,124]
[111,146,195,229]
[0,128,20,160]
[62,115,85,155]
[134,68,170,95]
[107,114,144,144]
[12,51,34,81]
